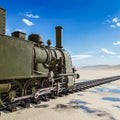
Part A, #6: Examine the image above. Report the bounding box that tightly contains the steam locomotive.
[0,7,79,107]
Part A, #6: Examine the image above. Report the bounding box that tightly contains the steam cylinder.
[0,83,11,92]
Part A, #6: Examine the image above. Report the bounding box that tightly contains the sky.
[1,0,120,67]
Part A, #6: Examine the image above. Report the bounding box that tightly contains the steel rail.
[71,75,120,91]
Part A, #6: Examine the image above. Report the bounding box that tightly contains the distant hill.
[79,65,120,70]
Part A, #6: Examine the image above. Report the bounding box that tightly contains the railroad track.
[0,75,120,114]
[72,75,120,92]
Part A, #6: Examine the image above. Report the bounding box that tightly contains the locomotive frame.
[0,7,79,108]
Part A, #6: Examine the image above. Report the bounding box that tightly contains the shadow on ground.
[102,97,120,102]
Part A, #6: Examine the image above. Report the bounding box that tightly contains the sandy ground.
[77,69,120,80]
[1,69,120,120]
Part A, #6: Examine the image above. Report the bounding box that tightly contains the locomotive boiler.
[0,7,79,107]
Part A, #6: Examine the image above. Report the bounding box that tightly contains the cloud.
[116,22,120,26]
[113,41,120,45]
[15,29,26,32]
[25,13,40,18]
[22,18,34,26]
[110,25,116,28]
[101,48,116,55]
[106,17,120,28]
[112,17,119,23]
[72,54,92,60]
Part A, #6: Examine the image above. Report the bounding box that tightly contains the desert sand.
[1,68,120,120]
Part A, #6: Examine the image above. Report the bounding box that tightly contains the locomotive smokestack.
[56,26,63,48]
[0,7,6,35]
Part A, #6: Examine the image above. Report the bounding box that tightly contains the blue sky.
[1,0,120,67]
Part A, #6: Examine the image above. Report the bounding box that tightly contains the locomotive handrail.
[56,73,77,77]
[33,70,47,75]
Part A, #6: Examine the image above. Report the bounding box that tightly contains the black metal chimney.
[0,7,6,35]
[56,26,63,48]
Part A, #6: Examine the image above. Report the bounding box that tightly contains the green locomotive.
[0,7,79,107]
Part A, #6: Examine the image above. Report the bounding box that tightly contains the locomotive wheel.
[0,80,22,107]
[24,79,41,96]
